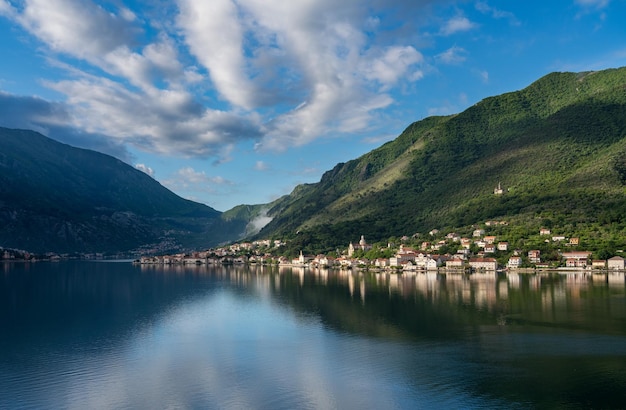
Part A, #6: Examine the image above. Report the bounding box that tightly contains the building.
[528,250,541,264]
[507,256,522,269]
[592,260,606,269]
[445,258,465,269]
[348,235,373,257]
[497,242,509,251]
[608,256,625,270]
[562,251,591,268]
[469,257,498,271]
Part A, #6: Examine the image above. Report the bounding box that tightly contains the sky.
[1,0,625,212]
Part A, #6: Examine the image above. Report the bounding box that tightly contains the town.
[135,223,626,273]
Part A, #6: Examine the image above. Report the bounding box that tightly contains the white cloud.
[1,0,436,159]
[479,70,489,83]
[575,0,610,8]
[0,1,15,16]
[245,208,273,235]
[135,163,155,177]
[440,16,476,36]
[436,46,467,64]
[15,0,136,59]
[161,167,233,203]
[475,1,520,25]
[362,46,424,88]
[255,161,269,171]
[172,167,231,185]
[177,0,257,110]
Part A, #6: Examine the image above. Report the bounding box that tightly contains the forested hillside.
[256,68,626,256]
[0,128,250,253]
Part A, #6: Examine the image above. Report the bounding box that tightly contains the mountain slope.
[257,67,626,253]
[0,128,246,253]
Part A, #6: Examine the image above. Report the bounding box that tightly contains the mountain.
[0,128,249,254]
[256,67,626,255]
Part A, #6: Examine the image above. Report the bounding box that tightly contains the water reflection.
[1,262,626,409]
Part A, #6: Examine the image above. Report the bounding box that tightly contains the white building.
[607,256,625,270]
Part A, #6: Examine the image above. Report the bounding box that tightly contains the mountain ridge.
[2,67,626,255]
[254,67,626,255]
[0,127,250,253]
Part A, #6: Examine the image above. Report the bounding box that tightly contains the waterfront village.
[135,223,626,274]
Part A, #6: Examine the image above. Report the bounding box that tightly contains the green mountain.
[257,67,626,255]
[0,128,249,254]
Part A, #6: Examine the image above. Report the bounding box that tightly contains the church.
[348,235,372,257]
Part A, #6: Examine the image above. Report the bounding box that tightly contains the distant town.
[134,223,626,273]
[4,217,626,273]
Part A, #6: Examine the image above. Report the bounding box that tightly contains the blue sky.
[1,0,625,212]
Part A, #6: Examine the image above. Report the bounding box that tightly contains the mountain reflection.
[2,262,626,408]
[135,264,626,341]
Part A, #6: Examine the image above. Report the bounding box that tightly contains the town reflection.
[137,263,626,340]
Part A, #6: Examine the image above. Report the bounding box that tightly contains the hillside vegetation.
[0,128,250,253]
[257,68,626,256]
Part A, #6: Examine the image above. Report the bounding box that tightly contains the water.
[1,262,625,409]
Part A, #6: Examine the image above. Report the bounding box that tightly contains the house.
[484,236,497,244]
[469,257,498,271]
[562,251,591,268]
[375,258,389,268]
[473,229,485,238]
[313,255,334,267]
[507,256,522,269]
[413,254,441,270]
[569,237,580,246]
[494,182,504,195]
[607,256,625,270]
[528,250,541,264]
[552,236,566,242]
[446,258,465,269]
[540,228,551,236]
[484,244,496,254]
[446,232,460,242]
[389,250,417,267]
[497,242,509,251]
[592,260,607,269]
[566,258,586,268]
[461,238,472,249]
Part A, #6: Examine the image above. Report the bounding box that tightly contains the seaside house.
[375,258,389,268]
[592,260,607,269]
[507,256,522,269]
[469,257,498,271]
[446,258,465,269]
[562,251,591,268]
[607,256,625,270]
[528,250,541,264]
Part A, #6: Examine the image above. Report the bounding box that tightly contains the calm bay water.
[1,262,626,409]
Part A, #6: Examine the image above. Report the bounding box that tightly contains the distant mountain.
[256,67,626,255]
[0,128,249,254]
